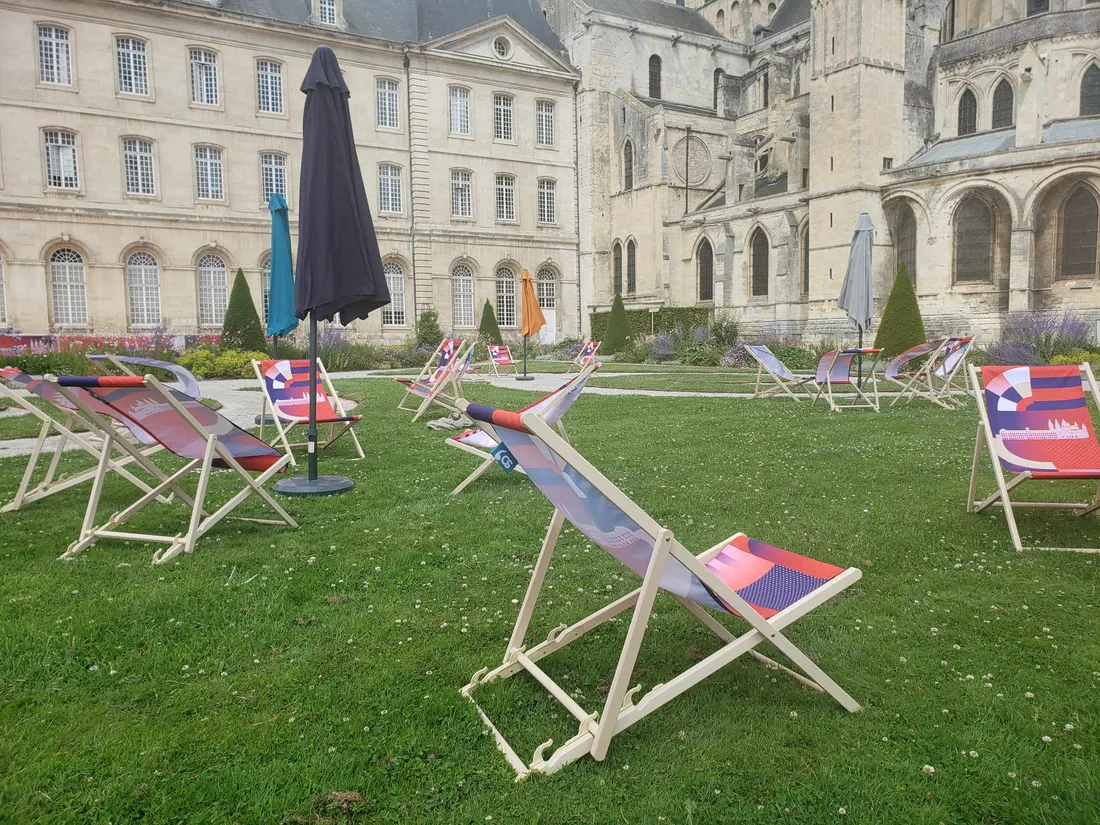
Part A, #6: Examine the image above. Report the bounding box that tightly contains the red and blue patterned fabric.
[883,340,944,381]
[577,340,600,366]
[467,403,846,617]
[259,359,357,424]
[935,337,973,379]
[981,365,1100,478]
[88,354,202,399]
[815,348,881,386]
[489,345,514,366]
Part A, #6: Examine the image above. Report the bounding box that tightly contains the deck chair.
[397,338,468,421]
[744,344,815,400]
[252,358,363,466]
[564,340,600,376]
[457,399,862,779]
[883,339,950,407]
[446,363,599,495]
[48,374,295,564]
[967,363,1100,553]
[932,337,974,404]
[0,367,173,513]
[487,345,518,376]
[89,354,201,399]
[397,342,475,423]
[812,348,881,412]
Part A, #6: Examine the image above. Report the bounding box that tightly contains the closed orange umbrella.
[517,269,545,381]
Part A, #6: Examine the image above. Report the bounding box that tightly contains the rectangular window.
[451,169,472,217]
[379,164,402,213]
[318,0,337,25]
[449,87,470,135]
[882,157,893,170]
[536,100,555,147]
[377,79,399,128]
[38,25,72,86]
[194,145,224,200]
[452,269,474,328]
[496,272,516,327]
[537,178,556,224]
[123,138,155,195]
[495,174,515,222]
[261,153,287,201]
[382,263,405,326]
[189,49,219,105]
[493,94,513,141]
[115,37,148,95]
[44,131,78,189]
[256,60,284,113]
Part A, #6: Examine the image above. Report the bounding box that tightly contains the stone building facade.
[548,0,1100,340]
[0,0,580,343]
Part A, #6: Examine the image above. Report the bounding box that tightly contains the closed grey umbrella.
[837,212,875,383]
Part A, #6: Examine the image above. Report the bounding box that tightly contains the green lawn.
[0,381,1097,824]
[373,361,747,376]
[588,372,761,393]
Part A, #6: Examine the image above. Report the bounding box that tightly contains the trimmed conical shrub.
[478,300,503,346]
[603,292,630,354]
[873,264,927,358]
[221,267,268,353]
[415,309,444,350]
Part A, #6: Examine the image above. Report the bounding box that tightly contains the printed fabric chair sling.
[446,363,599,495]
[397,338,464,411]
[252,358,364,466]
[487,345,517,376]
[0,367,174,513]
[396,339,471,422]
[564,340,600,376]
[89,354,202,399]
[48,374,295,564]
[967,363,1100,553]
[933,337,974,404]
[457,398,862,779]
[744,344,815,400]
[812,348,881,412]
[883,339,950,407]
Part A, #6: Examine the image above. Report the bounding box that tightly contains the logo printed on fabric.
[491,443,518,473]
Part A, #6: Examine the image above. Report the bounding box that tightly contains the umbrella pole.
[274,312,354,496]
[273,334,279,359]
[857,328,863,388]
[517,335,534,381]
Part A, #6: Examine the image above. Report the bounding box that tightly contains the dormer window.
[317,0,337,26]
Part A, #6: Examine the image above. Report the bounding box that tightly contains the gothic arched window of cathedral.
[954,195,994,282]
[1082,64,1100,117]
[958,89,978,136]
[697,238,714,302]
[991,80,1014,129]
[648,55,661,100]
[1059,186,1099,281]
[750,229,769,297]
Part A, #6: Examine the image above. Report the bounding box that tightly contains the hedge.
[590,306,711,343]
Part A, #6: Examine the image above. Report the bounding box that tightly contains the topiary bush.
[873,265,926,358]
[590,306,710,342]
[478,300,503,346]
[415,309,444,350]
[177,347,268,379]
[603,293,630,354]
[221,268,268,353]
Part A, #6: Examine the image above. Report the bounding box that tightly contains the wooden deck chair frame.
[884,339,951,407]
[0,372,168,513]
[966,362,1100,554]
[397,340,471,422]
[252,357,364,467]
[49,374,295,564]
[487,344,518,376]
[563,341,600,377]
[744,344,815,400]
[89,354,202,399]
[932,338,975,407]
[397,338,465,412]
[457,400,862,779]
[446,363,599,495]
[811,349,881,413]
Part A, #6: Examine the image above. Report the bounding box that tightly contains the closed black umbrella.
[275,46,389,497]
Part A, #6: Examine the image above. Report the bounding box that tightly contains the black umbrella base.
[274,475,355,496]
[515,375,535,382]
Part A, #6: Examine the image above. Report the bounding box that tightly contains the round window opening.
[493,37,512,59]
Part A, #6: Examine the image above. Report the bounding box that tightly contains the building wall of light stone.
[0,0,581,342]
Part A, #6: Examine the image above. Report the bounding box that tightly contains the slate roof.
[763,0,810,36]
[902,117,1100,167]
[583,0,719,36]
[174,0,566,54]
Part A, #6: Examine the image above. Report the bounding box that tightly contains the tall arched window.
[895,203,918,286]
[626,240,637,295]
[648,55,662,99]
[623,140,635,191]
[801,224,810,296]
[954,195,993,282]
[1059,186,1099,281]
[126,250,161,328]
[1082,64,1100,117]
[452,264,474,327]
[612,242,623,295]
[261,255,272,324]
[716,9,725,33]
[698,238,714,301]
[197,253,228,326]
[382,261,405,326]
[991,80,1014,129]
[713,69,723,110]
[750,229,769,297]
[495,266,517,327]
[49,248,87,327]
[536,267,556,309]
[958,89,977,136]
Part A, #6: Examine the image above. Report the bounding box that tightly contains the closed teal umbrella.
[267,193,299,343]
